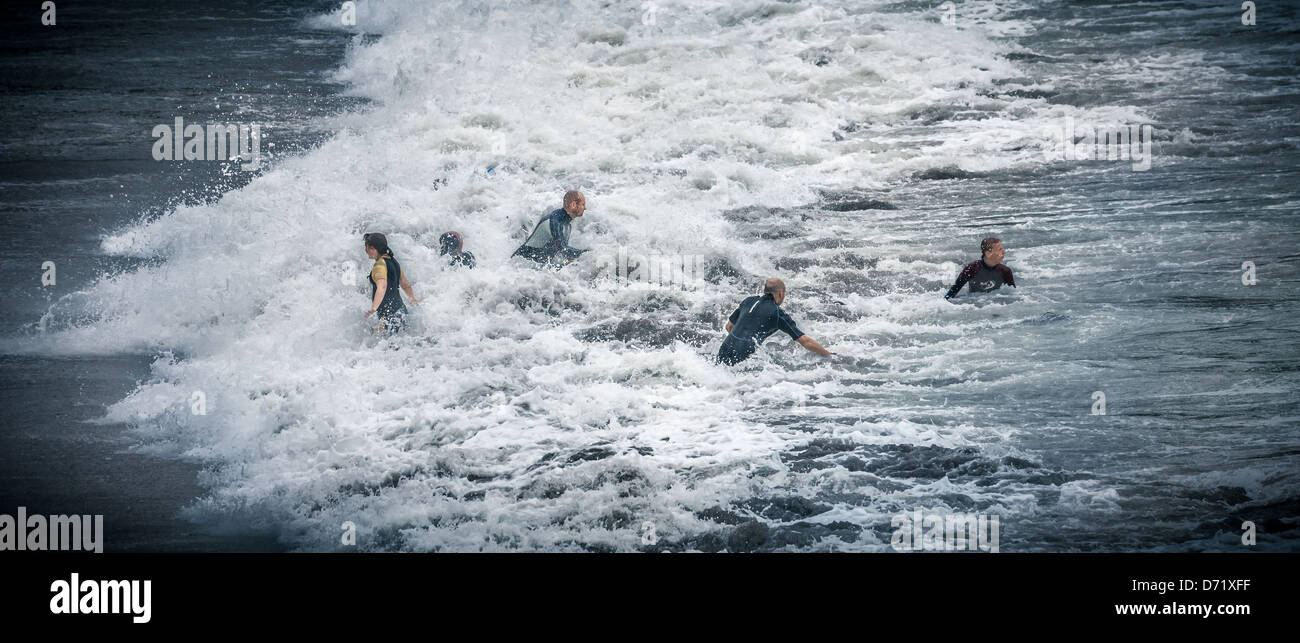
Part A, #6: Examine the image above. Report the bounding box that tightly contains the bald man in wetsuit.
[512,190,588,265]
[717,278,833,365]
[944,237,1015,300]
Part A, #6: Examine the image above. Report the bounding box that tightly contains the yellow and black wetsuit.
[368,252,407,334]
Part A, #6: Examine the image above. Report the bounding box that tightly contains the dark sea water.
[0,0,361,550]
[0,0,1296,551]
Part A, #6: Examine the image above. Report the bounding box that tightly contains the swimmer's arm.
[549,212,567,251]
[944,262,979,300]
[367,279,386,315]
[796,335,832,357]
[724,303,742,334]
[400,274,418,303]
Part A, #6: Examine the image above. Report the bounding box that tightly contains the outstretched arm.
[944,262,979,300]
[796,335,832,357]
[943,280,965,300]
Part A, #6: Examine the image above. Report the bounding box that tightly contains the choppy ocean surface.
[2,0,1297,551]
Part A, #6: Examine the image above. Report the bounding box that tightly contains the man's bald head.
[563,190,586,217]
[763,278,787,304]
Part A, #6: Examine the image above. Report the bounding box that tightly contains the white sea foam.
[25,0,1293,551]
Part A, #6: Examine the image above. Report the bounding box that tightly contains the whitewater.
[11,0,1298,551]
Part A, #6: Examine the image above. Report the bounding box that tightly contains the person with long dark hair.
[363,232,418,335]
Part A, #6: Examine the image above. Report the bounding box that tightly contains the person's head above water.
[439,231,464,256]
[763,277,787,305]
[563,190,586,218]
[363,232,391,259]
[439,230,477,268]
[981,237,1005,266]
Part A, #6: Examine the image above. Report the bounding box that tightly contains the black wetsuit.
[369,253,406,334]
[512,208,585,264]
[717,293,806,365]
[447,251,476,269]
[944,259,1015,299]
[439,232,476,269]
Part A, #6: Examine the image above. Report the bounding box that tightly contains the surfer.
[717,278,833,365]
[363,232,418,335]
[439,231,476,269]
[944,237,1015,300]
[511,190,588,266]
